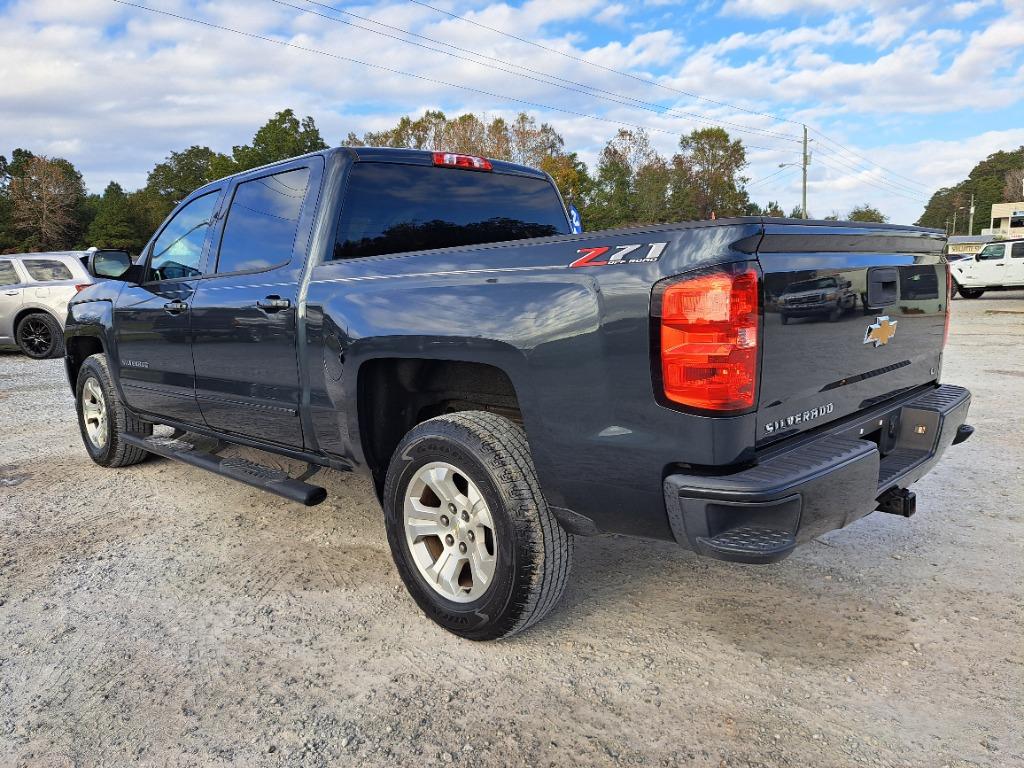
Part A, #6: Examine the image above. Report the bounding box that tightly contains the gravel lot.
[1,295,1022,768]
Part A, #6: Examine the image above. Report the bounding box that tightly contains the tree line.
[917,146,1024,235]
[0,107,890,256]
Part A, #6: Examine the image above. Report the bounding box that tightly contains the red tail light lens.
[432,152,493,171]
[943,264,952,349]
[658,266,760,411]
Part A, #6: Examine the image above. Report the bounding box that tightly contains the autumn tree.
[672,128,749,220]
[587,129,669,230]
[9,154,87,251]
[1005,168,1024,201]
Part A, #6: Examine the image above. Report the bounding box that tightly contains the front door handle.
[3,290,19,296]
[163,300,188,314]
[256,296,291,312]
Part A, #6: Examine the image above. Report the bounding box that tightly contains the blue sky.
[1,0,1023,224]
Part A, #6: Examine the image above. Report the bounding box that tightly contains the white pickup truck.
[952,239,1024,298]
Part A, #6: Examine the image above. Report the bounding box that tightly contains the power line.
[811,150,931,199]
[813,157,930,203]
[809,128,929,189]
[277,0,803,144]
[408,0,805,128]
[111,1,799,155]
[745,166,797,189]
[410,0,931,192]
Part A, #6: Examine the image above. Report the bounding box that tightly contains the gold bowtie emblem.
[864,316,898,347]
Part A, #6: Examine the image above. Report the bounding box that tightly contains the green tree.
[917,146,1024,234]
[230,108,327,172]
[847,203,888,223]
[86,181,150,253]
[672,128,749,219]
[587,128,669,229]
[144,145,232,224]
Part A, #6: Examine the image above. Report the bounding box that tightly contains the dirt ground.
[1,294,1022,768]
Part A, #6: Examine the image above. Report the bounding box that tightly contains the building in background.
[983,202,1024,237]
[948,235,993,258]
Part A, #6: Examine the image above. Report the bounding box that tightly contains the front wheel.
[383,411,573,640]
[958,286,985,299]
[76,353,152,467]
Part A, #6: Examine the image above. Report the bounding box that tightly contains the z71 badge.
[570,242,667,268]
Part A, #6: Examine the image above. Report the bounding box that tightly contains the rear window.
[23,259,73,282]
[333,163,570,260]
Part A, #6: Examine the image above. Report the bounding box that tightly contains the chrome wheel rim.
[21,318,53,356]
[81,378,108,449]
[403,461,497,603]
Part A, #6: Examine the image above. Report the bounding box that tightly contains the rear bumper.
[663,384,972,564]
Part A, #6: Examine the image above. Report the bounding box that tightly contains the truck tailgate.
[755,223,948,446]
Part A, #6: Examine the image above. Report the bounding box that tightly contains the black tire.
[75,353,152,467]
[827,307,842,322]
[16,312,64,359]
[780,314,789,325]
[383,411,573,640]
[958,286,985,299]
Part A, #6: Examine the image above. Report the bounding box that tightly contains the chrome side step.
[122,433,327,506]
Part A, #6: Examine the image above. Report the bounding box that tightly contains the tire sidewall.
[76,359,115,464]
[384,428,521,639]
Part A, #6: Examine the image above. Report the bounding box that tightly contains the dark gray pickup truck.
[65,147,973,639]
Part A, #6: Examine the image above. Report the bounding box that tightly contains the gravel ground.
[1,294,1022,768]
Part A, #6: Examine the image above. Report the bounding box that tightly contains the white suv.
[0,251,95,358]
[952,239,1024,299]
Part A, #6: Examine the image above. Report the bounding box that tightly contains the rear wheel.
[958,286,985,299]
[383,411,573,640]
[16,312,64,359]
[76,353,151,467]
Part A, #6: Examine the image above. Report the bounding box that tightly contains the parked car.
[777,275,857,323]
[951,239,1024,298]
[64,147,973,639]
[0,251,97,358]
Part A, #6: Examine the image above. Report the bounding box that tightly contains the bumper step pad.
[696,527,796,564]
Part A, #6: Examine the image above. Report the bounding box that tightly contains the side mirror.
[88,249,133,279]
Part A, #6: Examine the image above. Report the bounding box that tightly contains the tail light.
[432,152,493,171]
[657,265,760,411]
[943,263,952,349]
[74,284,90,293]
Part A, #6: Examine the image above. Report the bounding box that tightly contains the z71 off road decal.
[569,242,667,268]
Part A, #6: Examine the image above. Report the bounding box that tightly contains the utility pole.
[968,192,975,236]
[952,207,960,236]
[802,124,809,219]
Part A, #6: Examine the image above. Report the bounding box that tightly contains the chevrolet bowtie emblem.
[864,316,898,347]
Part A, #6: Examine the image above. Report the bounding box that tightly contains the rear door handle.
[256,296,291,312]
[163,300,188,314]
[3,290,19,296]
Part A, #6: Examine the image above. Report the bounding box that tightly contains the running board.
[122,433,327,506]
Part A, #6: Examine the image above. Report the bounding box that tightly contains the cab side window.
[1012,242,1024,259]
[976,244,1005,261]
[216,167,311,275]
[149,191,220,281]
[23,259,73,282]
[0,260,19,287]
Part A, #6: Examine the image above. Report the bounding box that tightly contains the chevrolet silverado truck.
[65,147,974,640]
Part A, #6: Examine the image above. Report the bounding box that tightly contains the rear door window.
[23,259,73,282]
[333,163,570,260]
[0,260,19,287]
[216,167,311,274]
[1011,242,1024,258]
